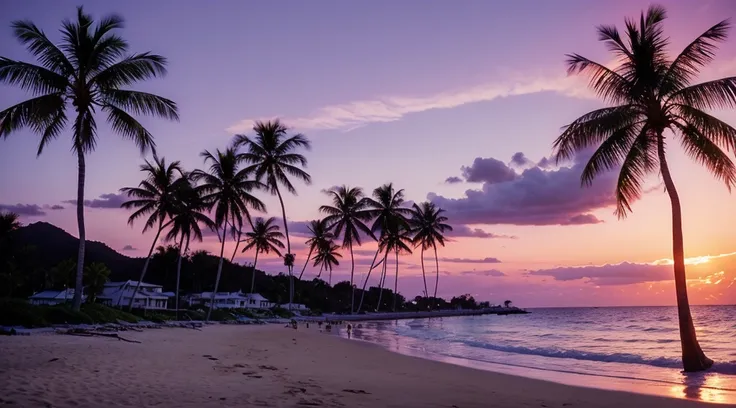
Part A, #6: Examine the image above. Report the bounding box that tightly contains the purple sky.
[1,0,736,307]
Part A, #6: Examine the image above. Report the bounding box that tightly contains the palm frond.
[673,104,736,152]
[613,129,657,218]
[11,20,74,76]
[103,104,156,154]
[674,122,736,191]
[0,58,68,95]
[92,52,168,89]
[565,54,632,104]
[580,123,641,186]
[101,89,179,120]
[669,77,736,110]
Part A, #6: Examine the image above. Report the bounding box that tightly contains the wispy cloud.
[227,74,590,133]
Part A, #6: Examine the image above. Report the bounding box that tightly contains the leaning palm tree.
[298,219,334,280]
[0,7,178,310]
[191,148,265,321]
[552,5,736,371]
[120,156,183,310]
[378,218,413,312]
[241,217,286,293]
[233,119,311,308]
[320,186,373,313]
[312,240,342,285]
[357,183,411,311]
[165,175,214,318]
[409,202,452,300]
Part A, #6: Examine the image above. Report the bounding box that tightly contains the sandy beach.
[0,324,725,408]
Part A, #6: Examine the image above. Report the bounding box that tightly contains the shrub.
[270,306,294,319]
[42,305,94,325]
[81,304,139,323]
[0,298,47,327]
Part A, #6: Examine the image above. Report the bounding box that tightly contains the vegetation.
[553,5,735,372]
[410,202,452,300]
[0,298,139,327]
[0,7,179,311]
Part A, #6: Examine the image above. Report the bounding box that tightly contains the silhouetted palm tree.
[165,175,214,318]
[120,156,184,311]
[410,202,452,300]
[552,5,736,371]
[320,186,373,313]
[234,119,311,308]
[0,211,21,238]
[191,148,265,321]
[83,262,110,303]
[357,183,411,312]
[298,219,334,280]
[378,217,413,311]
[0,7,178,310]
[312,240,342,284]
[241,217,285,293]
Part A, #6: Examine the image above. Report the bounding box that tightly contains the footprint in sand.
[342,389,370,395]
[258,365,278,370]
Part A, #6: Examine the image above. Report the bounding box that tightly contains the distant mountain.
[15,222,144,280]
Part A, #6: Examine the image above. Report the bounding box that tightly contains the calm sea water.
[340,306,736,404]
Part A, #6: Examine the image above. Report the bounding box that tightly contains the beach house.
[28,289,85,305]
[280,302,309,312]
[98,280,169,310]
[185,291,274,310]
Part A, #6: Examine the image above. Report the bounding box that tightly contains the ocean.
[339,305,736,404]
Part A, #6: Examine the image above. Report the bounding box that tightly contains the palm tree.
[0,7,178,310]
[378,218,413,311]
[241,217,285,293]
[83,262,110,303]
[312,240,342,285]
[409,202,452,300]
[191,148,265,321]
[357,183,411,312]
[120,156,184,311]
[319,186,373,313]
[298,219,334,280]
[552,5,736,371]
[0,211,21,238]
[165,175,214,319]
[233,119,311,309]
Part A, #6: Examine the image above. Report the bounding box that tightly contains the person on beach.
[347,323,353,339]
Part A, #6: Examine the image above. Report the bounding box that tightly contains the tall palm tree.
[378,218,413,312]
[552,5,736,371]
[298,219,334,280]
[409,202,452,300]
[357,183,411,312]
[165,175,214,319]
[241,217,285,293]
[312,240,342,285]
[120,156,184,311]
[233,119,311,308]
[0,7,178,310]
[319,186,373,313]
[191,148,265,321]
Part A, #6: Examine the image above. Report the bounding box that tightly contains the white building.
[280,303,309,311]
[28,289,85,305]
[186,291,274,310]
[98,280,169,310]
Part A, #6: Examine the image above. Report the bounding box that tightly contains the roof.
[244,293,269,302]
[189,292,271,302]
[104,280,162,288]
[29,289,85,300]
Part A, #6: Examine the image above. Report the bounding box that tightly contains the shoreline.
[0,324,727,407]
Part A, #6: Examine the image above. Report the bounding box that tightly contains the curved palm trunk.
[175,235,186,321]
[274,186,294,310]
[315,264,324,279]
[420,247,428,300]
[206,223,228,322]
[357,247,382,313]
[127,218,165,311]
[657,135,713,372]
[433,243,440,299]
[376,252,388,311]
[72,150,86,311]
[250,251,259,293]
[298,247,314,281]
[349,244,356,313]
[229,229,242,263]
[392,249,399,312]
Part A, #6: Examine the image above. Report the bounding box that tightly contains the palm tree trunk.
[175,235,185,321]
[72,149,86,311]
[376,252,388,311]
[392,249,399,312]
[657,134,713,372]
[316,264,324,279]
[206,223,228,322]
[128,218,165,311]
[250,251,259,293]
[229,228,242,263]
[420,247,428,301]
[274,186,294,310]
[349,244,356,313]
[298,247,314,281]
[433,243,440,299]
[357,247,382,313]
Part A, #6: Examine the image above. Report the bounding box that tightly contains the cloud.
[447,225,517,239]
[445,176,463,184]
[122,245,137,251]
[460,269,506,277]
[536,157,554,169]
[429,150,615,226]
[65,193,128,209]
[441,257,502,264]
[226,74,590,133]
[47,204,64,210]
[510,152,533,167]
[0,203,46,216]
[461,157,517,184]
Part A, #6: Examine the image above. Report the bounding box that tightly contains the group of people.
[285,319,359,338]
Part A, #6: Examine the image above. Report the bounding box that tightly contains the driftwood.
[63,328,141,343]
